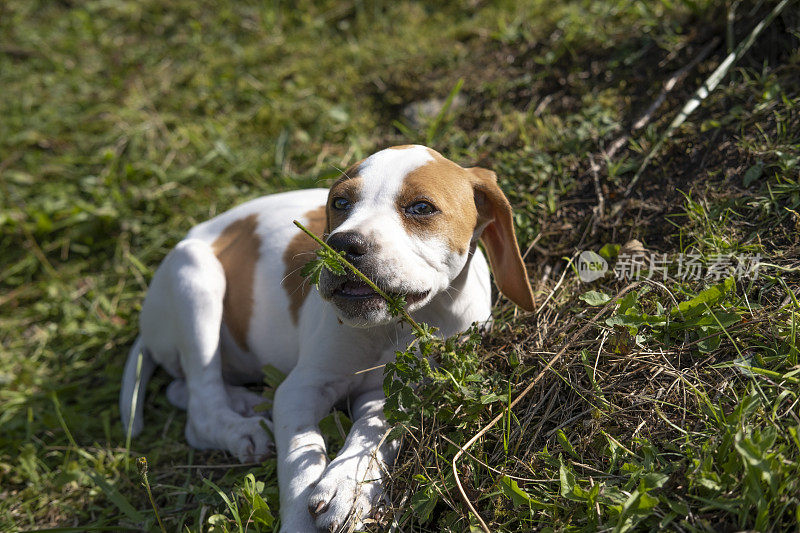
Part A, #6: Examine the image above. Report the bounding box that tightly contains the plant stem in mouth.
[293,220,426,336]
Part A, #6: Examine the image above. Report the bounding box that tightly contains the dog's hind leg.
[167,379,270,418]
[165,380,189,410]
[141,239,272,462]
[226,385,271,418]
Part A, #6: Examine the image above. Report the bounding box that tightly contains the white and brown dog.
[120,144,534,532]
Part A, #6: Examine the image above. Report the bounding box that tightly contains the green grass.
[1,0,799,531]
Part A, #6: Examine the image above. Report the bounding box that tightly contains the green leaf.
[300,257,325,285]
[203,478,242,533]
[559,457,588,501]
[580,290,612,306]
[499,475,533,507]
[411,485,439,523]
[734,429,775,490]
[697,334,721,353]
[388,294,407,317]
[559,459,575,497]
[665,498,689,516]
[241,473,274,528]
[557,430,579,459]
[617,291,638,314]
[613,480,659,533]
[638,492,659,512]
[641,472,669,490]
[207,513,229,533]
[743,161,764,186]
[261,364,286,390]
[677,310,741,329]
[671,277,734,318]
[319,248,347,275]
[300,247,349,286]
[480,392,504,404]
[599,243,621,260]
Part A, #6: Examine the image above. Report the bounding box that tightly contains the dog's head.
[318,145,534,327]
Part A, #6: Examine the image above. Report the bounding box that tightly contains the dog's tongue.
[341,280,376,296]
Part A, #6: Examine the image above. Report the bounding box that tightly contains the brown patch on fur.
[397,156,477,255]
[212,214,261,351]
[387,144,416,150]
[467,167,536,311]
[283,206,327,324]
[399,152,536,311]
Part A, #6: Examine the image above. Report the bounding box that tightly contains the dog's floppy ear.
[467,167,535,312]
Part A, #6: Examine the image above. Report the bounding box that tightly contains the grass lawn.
[1,0,799,531]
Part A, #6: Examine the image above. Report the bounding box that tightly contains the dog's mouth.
[332,279,429,306]
[335,280,380,300]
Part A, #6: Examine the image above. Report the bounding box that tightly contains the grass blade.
[86,469,146,524]
[426,78,464,145]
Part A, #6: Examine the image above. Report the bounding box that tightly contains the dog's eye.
[405,201,437,216]
[332,197,351,210]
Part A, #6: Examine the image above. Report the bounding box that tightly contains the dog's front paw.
[307,465,383,532]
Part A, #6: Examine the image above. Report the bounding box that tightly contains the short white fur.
[120,146,511,532]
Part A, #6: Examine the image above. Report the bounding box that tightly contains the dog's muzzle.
[318,231,430,321]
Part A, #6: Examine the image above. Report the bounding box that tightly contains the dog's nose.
[326,231,370,262]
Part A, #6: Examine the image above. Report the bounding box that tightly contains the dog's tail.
[120,335,156,440]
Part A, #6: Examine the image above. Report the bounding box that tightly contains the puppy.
[120,144,534,532]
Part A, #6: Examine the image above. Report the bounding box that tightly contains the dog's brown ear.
[468,167,535,312]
